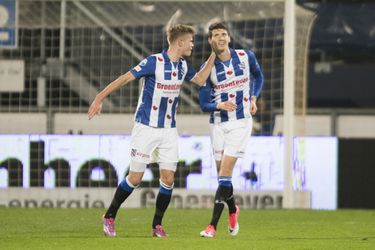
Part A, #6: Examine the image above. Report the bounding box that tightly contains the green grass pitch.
[1,208,374,249]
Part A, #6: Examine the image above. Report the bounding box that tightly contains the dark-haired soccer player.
[199,22,264,237]
[88,24,219,238]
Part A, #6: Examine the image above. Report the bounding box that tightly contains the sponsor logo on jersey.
[156,82,181,90]
[214,77,249,90]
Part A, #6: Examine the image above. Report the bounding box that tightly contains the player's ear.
[178,39,185,48]
[208,37,212,45]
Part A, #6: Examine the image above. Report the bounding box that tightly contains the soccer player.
[198,22,264,237]
[88,24,217,238]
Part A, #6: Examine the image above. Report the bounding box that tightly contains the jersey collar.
[162,50,185,64]
[162,50,171,62]
[214,48,236,65]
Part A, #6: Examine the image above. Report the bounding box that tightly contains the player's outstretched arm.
[191,51,216,86]
[88,71,136,120]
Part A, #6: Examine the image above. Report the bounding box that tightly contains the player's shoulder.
[135,54,156,69]
[240,49,258,63]
[234,48,246,54]
[234,48,255,57]
[147,53,161,62]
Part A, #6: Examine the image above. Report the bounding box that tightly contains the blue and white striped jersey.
[130,51,197,128]
[199,48,264,124]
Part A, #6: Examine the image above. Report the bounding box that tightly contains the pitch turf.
[0,208,374,250]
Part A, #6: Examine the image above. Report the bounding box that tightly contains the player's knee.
[219,164,234,176]
[159,167,175,186]
[159,179,174,196]
[219,169,231,177]
[160,175,174,186]
[127,173,142,186]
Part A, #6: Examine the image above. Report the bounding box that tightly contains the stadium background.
[1,1,374,249]
[0,0,374,237]
[1,0,374,209]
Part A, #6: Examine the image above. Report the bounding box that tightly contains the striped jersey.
[199,48,264,124]
[130,51,197,128]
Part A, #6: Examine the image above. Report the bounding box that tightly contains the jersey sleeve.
[199,79,218,112]
[246,50,264,97]
[184,63,197,82]
[130,55,156,79]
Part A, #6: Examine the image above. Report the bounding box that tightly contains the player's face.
[178,33,194,57]
[209,29,230,53]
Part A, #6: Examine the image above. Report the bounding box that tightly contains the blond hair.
[167,24,195,44]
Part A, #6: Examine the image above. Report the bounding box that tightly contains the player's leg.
[214,159,236,214]
[152,168,175,237]
[219,157,237,214]
[103,122,155,237]
[151,127,178,237]
[218,156,239,236]
[221,118,252,236]
[209,155,237,228]
[200,124,225,237]
[200,156,237,238]
[102,165,145,237]
[104,169,144,219]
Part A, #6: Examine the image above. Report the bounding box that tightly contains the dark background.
[299,1,375,108]
[338,139,375,209]
[300,1,375,208]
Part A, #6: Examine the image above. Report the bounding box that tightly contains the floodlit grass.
[0,208,374,249]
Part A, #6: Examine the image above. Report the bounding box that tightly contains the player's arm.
[88,56,155,120]
[247,50,264,115]
[199,82,237,112]
[191,51,216,86]
[88,71,136,120]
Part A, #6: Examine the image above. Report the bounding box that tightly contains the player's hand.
[217,101,237,111]
[88,96,103,120]
[250,98,257,115]
[210,42,220,55]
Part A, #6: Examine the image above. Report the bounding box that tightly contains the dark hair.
[167,24,195,44]
[208,22,229,38]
